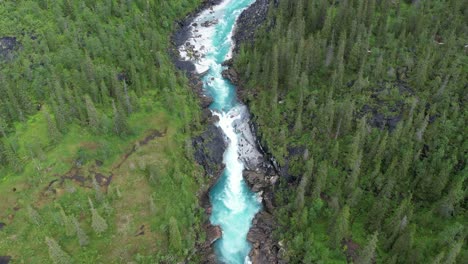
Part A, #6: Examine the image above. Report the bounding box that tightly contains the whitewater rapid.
[178,0,262,263]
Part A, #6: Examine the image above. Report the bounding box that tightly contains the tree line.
[0,0,201,172]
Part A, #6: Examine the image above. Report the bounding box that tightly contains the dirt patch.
[95,173,113,187]
[343,239,360,263]
[80,142,99,150]
[49,128,165,193]
[135,225,145,236]
[114,129,167,169]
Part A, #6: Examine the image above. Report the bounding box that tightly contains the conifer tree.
[169,216,182,252]
[356,232,379,264]
[443,238,464,264]
[27,205,42,226]
[58,205,74,237]
[431,252,445,264]
[84,95,100,133]
[45,237,72,264]
[88,197,108,235]
[44,109,61,145]
[329,205,350,248]
[293,72,307,133]
[311,161,328,200]
[295,159,313,210]
[50,99,67,133]
[2,138,22,173]
[112,100,130,136]
[71,216,89,247]
[150,195,157,215]
[92,176,104,203]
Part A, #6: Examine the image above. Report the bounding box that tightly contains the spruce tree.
[27,205,42,226]
[169,217,182,252]
[311,161,328,200]
[329,205,350,248]
[2,138,22,173]
[295,159,313,210]
[92,176,104,203]
[443,238,464,264]
[44,109,61,145]
[88,197,108,235]
[72,216,89,247]
[58,205,74,237]
[45,237,72,264]
[356,232,379,264]
[84,95,100,133]
[112,100,130,136]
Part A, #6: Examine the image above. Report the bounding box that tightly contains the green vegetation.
[235,0,467,263]
[0,0,208,263]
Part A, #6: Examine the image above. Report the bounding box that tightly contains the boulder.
[206,224,222,245]
[222,67,240,85]
[243,171,269,192]
[200,95,214,109]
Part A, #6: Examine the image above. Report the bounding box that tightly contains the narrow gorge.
[174,0,278,263]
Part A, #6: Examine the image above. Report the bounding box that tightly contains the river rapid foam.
[178,0,263,263]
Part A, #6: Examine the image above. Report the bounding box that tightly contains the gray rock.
[0,37,19,62]
[192,124,226,177]
[248,212,280,264]
[232,0,270,53]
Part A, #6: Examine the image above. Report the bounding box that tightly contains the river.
[178,0,262,263]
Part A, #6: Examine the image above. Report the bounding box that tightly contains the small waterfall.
[178,0,261,263]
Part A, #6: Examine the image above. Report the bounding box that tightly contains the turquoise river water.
[179,0,261,263]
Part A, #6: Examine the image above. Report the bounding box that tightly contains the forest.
[0,0,466,263]
[0,0,208,263]
[233,0,467,263]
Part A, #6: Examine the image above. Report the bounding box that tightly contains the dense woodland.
[234,0,467,263]
[0,0,207,263]
[1,0,466,263]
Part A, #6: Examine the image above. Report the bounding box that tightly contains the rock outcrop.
[230,1,285,263]
[232,0,271,52]
[248,212,282,264]
[0,37,19,62]
[206,224,222,245]
[192,124,227,177]
[243,170,278,213]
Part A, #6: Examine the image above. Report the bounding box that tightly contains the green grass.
[0,99,206,263]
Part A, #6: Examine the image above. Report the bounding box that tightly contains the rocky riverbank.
[227,0,288,263]
[232,0,272,52]
[171,0,283,263]
[171,1,229,263]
